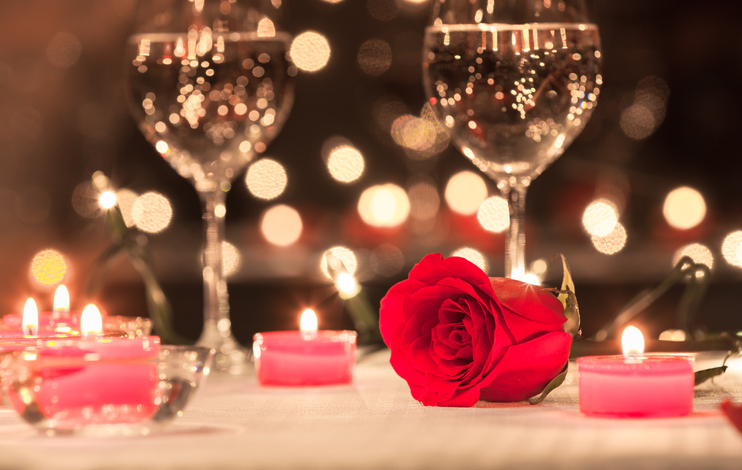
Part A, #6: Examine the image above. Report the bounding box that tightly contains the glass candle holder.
[103,316,153,338]
[0,345,213,435]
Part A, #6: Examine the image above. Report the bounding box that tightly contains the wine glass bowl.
[126,0,294,373]
[127,1,295,193]
[423,0,601,279]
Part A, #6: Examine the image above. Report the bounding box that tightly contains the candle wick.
[301,331,318,340]
[624,349,643,362]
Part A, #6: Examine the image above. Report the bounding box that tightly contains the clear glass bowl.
[0,345,213,436]
[104,315,153,338]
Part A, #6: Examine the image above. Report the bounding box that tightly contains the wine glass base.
[196,323,249,375]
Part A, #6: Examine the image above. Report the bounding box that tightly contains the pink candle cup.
[1,336,160,430]
[0,343,214,435]
[253,330,357,386]
[578,354,695,418]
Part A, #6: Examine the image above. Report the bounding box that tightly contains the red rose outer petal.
[478,331,572,402]
[497,305,565,344]
[490,277,567,326]
[409,254,493,293]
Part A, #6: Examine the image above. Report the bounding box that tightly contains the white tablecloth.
[1,350,741,469]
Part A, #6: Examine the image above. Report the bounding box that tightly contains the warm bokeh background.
[1,0,741,343]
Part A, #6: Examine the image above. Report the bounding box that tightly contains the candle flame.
[53,285,70,311]
[81,304,103,336]
[300,309,318,336]
[22,298,38,337]
[622,326,644,359]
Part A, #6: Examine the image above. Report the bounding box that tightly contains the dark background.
[1,0,741,343]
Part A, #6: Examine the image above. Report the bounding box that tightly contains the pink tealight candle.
[578,326,695,418]
[0,299,78,350]
[253,309,357,386]
[2,304,161,425]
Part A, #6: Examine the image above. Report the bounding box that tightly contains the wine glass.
[423,0,601,279]
[125,0,294,373]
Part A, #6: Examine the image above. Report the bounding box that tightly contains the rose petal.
[497,305,565,343]
[417,382,481,407]
[478,331,572,402]
[380,278,425,345]
[490,278,566,325]
[410,254,493,294]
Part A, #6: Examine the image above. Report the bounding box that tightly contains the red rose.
[379,253,571,407]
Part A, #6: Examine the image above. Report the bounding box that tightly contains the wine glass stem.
[196,188,249,376]
[503,183,528,280]
[200,189,228,333]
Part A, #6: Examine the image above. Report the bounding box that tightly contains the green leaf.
[694,366,728,387]
[551,254,580,338]
[529,362,569,405]
[558,254,575,307]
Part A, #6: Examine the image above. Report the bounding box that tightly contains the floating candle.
[0,305,161,428]
[578,326,694,418]
[253,309,357,386]
[22,298,38,336]
[53,285,70,320]
[2,286,108,331]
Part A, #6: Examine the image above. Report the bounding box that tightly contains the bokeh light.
[222,241,241,277]
[30,249,67,286]
[408,179,440,221]
[261,204,303,246]
[619,104,655,140]
[373,97,410,133]
[358,184,410,227]
[290,32,331,72]
[582,199,618,237]
[357,39,392,76]
[530,259,549,277]
[320,246,358,279]
[46,32,81,68]
[370,244,405,277]
[522,272,541,286]
[445,171,488,215]
[71,182,100,218]
[116,189,138,228]
[451,247,488,274]
[721,231,742,268]
[327,145,365,183]
[246,158,287,200]
[132,192,173,234]
[673,243,714,271]
[391,115,436,151]
[663,186,706,230]
[591,223,627,255]
[477,196,509,233]
[99,191,116,209]
[659,329,686,342]
[619,76,670,140]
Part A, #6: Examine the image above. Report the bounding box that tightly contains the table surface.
[0,350,741,470]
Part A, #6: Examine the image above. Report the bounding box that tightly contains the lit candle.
[578,326,695,418]
[2,285,107,331]
[253,309,357,386]
[51,305,159,360]
[52,285,70,320]
[2,305,161,425]
[22,298,38,337]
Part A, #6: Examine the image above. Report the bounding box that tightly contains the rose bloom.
[380,253,571,407]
